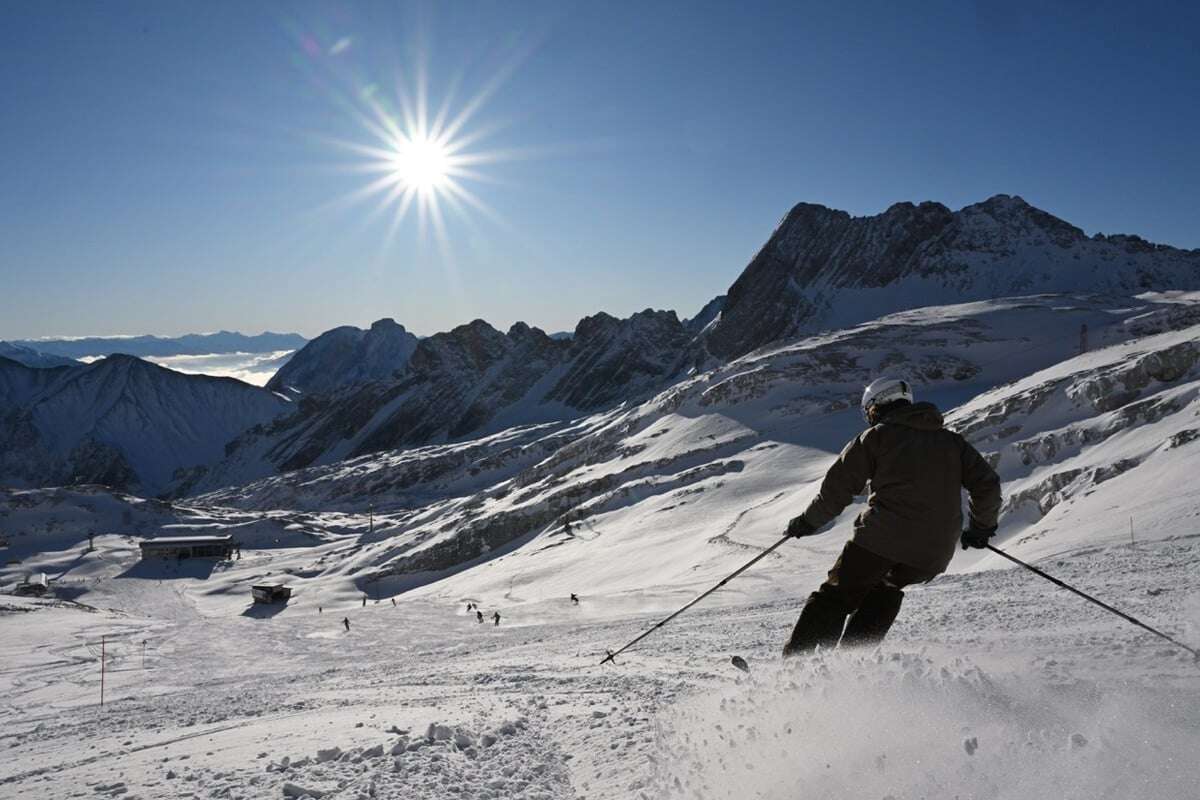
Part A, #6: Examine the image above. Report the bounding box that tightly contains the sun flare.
[322,63,519,249]
[388,135,450,191]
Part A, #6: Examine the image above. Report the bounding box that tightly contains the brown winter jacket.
[798,402,1002,575]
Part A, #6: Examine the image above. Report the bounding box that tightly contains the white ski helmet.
[861,377,913,421]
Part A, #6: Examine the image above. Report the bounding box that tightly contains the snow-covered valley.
[4,288,1200,798]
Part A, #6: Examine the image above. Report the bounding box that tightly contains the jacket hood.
[880,401,944,431]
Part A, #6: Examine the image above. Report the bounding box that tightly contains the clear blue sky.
[2,0,1197,339]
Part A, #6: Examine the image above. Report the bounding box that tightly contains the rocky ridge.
[187,309,693,494]
[705,194,1200,359]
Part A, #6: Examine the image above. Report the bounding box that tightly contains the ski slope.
[3,292,1200,798]
[1,536,1197,799]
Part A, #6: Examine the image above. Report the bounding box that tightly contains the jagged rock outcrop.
[546,309,693,409]
[190,310,694,492]
[705,194,1200,359]
[266,318,419,395]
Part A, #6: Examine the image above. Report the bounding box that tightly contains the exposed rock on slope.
[0,355,289,495]
[946,322,1200,554]
[266,318,419,395]
[705,194,1200,359]
[193,295,1198,599]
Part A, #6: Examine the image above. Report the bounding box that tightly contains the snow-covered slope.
[0,356,290,495]
[175,294,1197,610]
[948,313,1200,566]
[266,318,420,395]
[706,194,1200,359]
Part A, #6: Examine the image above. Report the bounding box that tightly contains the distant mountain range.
[190,309,698,491]
[0,341,79,369]
[5,194,1200,499]
[0,354,288,495]
[182,195,1200,491]
[8,331,307,359]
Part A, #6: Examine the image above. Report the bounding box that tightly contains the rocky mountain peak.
[705,195,1200,360]
[370,317,406,333]
[409,320,512,376]
[266,318,419,395]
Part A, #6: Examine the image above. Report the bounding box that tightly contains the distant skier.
[362,595,367,608]
[466,602,473,612]
[391,598,396,607]
[493,611,501,626]
[781,378,1001,657]
[476,610,484,623]
[342,617,351,632]
[570,593,579,604]
[318,606,323,614]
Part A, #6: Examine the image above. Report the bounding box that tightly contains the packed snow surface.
[1,538,1197,799]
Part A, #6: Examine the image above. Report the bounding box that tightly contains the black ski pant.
[783,541,936,657]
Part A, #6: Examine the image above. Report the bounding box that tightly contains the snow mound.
[652,651,1199,800]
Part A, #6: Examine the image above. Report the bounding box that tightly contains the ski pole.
[986,544,1200,660]
[600,533,792,665]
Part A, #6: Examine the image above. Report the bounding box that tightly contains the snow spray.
[649,651,1200,799]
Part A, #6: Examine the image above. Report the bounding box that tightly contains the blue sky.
[2,0,1197,339]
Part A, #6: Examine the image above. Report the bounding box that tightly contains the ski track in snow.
[2,538,1199,799]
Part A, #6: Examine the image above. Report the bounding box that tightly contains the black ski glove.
[960,527,996,550]
[786,516,817,539]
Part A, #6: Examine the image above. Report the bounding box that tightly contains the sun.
[321,68,514,249]
[388,134,450,191]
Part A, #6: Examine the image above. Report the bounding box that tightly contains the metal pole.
[601,534,791,665]
[100,636,106,707]
[986,545,1199,660]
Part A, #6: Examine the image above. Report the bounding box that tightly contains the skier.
[781,378,1001,657]
[570,593,579,604]
[493,611,501,626]
[362,595,367,608]
[476,610,484,623]
[342,617,351,633]
[466,602,473,613]
[391,597,396,607]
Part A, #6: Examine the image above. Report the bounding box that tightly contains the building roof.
[140,535,235,546]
